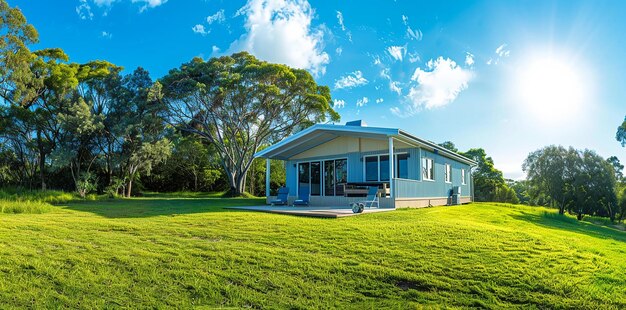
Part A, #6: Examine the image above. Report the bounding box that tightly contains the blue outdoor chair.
[292,186,310,207]
[270,187,289,206]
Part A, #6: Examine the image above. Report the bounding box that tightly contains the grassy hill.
[0,197,624,308]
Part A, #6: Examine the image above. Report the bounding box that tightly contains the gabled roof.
[254,124,477,166]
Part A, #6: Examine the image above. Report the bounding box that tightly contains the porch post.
[265,158,271,198]
[388,136,394,199]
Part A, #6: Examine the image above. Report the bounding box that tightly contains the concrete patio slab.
[227,205,395,218]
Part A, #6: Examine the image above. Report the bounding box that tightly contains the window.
[365,157,378,182]
[461,169,466,185]
[396,154,409,179]
[422,157,434,181]
[364,154,407,181]
[379,155,389,181]
[444,164,451,183]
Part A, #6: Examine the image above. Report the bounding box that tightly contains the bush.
[0,188,76,204]
[0,200,52,214]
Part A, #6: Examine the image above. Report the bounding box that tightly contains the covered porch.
[255,123,410,209]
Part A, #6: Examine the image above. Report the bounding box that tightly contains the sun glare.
[516,55,588,122]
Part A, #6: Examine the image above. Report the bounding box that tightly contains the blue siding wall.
[284,147,471,198]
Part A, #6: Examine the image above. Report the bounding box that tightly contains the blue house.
[254,121,477,208]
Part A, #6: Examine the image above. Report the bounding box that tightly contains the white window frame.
[461,168,466,185]
[422,157,434,181]
[363,153,408,182]
[444,163,452,183]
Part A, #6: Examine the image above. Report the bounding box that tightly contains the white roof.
[254,124,477,166]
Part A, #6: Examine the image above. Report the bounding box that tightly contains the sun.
[516,55,588,122]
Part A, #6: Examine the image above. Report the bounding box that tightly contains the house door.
[298,162,321,196]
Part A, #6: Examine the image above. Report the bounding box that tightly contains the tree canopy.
[159,52,339,195]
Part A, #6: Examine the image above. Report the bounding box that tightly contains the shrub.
[0,200,52,214]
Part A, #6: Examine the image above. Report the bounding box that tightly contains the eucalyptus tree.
[116,68,171,197]
[607,156,624,182]
[160,52,339,196]
[523,146,577,214]
[567,150,617,220]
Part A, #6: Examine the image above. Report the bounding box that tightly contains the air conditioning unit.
[452,186,461,195]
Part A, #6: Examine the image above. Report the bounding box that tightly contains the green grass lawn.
[1,197,625,308]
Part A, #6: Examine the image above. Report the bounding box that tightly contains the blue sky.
[13,0,626,179]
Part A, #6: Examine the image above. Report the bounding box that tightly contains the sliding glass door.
[324,161,335,196]
[323,159,347,196]
[300,159,347,197]
[298,161,321,196]
[310,162,321,196]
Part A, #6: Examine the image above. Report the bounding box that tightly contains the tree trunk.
[127,179,133,198]
[39,149,46,191]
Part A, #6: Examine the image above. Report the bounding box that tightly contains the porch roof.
[254,124,477,166]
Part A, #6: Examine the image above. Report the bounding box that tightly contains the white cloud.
[488,44,510,65]
[373,55,382,65]
[132,0,168,12]
[408,52,420,63]
[387,45,407,62]
[226,0,330,76]
[380,68,402,95]
[401,15,422,41]
[403,57,473,113]
[334,71,368,90]
[101,31,113,38]
[356,97,369,107]
[389,81,402,94]
[376,98,384,103]
[336,11,346,31]
[335,47,342,56]
[77,0,166,17]
[76,0,94,20]
[212,45,221,54]
[207,9,226,24]
[390,106,402,116]
[336,11,352,42]
[333,99,345,109]
[192,24,208,35]
[495,44,510,57]
[93,0,117,5]
[465,52,474,66]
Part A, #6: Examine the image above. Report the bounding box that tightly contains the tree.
[160,52,339,196]
[567,150,617,220]
[459,148,517,203]
[607,156,624,181]
[524,146,618,220]
[51,96,103,195]
[116,68,171,197]
[0,0,41,107]
[438,141,458,153]
[523,146,577,214]
[617,115,626,146]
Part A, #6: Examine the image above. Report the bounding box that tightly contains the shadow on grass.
[513,211,626,243]
[61,197,266,218]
